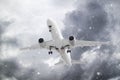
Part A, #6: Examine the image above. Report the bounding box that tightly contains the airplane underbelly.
[60,50,72,65]
[51,30,63,40]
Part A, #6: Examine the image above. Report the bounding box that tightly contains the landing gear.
[67,50,71,53]
[48,46,53,55]
[48,51,53,55]
[49,30,52,32]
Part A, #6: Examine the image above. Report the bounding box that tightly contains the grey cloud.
[62,0,120,80]
[0,19,11,37]
[92,61,120,80]
[0,59,38,80]
[0,19,19,58]
[0,59,19,79]
[0,0,120,80]
[63,1,109,41]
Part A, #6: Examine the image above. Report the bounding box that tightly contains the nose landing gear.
[48,51,53,55]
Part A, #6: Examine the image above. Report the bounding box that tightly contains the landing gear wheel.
[67,50,71,53]
[49,30,52,32]
[48,51,53,55]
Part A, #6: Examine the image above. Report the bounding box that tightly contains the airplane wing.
[20,40,56,51]
[20,44,40,50]
[74,40,109,47]
[63,39,109,49]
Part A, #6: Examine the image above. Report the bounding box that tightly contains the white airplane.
[21,19,109,66]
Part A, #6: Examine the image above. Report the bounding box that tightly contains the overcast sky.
[0,0,120,80]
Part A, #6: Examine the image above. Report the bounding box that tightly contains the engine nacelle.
[69,36,74,41]
[69,36,75,46]
[38,38,44,43]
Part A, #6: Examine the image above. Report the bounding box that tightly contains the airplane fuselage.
[47,19,72,65]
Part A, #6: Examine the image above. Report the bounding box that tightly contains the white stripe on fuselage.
[47,19,72,65]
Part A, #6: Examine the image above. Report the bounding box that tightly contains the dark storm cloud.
[0,0,120,80]
[62,0,120,80]
[92,60,120,80]
[63,1,109,41]
[0,59,63,80]
[0,59,38,80]
[0,59,19,78]
[0,19,11,54]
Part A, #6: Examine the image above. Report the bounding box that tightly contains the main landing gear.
[67,49,71,53]
[48,46,53,55]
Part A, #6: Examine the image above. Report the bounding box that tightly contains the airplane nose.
[47,18,53,25]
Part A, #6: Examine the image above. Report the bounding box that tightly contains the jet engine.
[38,38,44,43]
[69,36,75,46]
[69,36,74,41]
